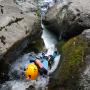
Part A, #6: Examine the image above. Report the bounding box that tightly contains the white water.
[41,24,60,74]
[41,24,57,49]
[0,0,60,90]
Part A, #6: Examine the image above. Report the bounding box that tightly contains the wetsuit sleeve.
[39,67,47,75]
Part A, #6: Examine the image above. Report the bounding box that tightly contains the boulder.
[42,0,90,40]
[79,29,90,90]
[48,34,88,90]
[0,0,41,62]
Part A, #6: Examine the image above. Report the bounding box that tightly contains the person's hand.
[39,67,47,75]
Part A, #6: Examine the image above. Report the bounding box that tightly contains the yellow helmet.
[24,63,38,80]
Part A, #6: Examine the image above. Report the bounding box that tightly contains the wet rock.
[42,0,90,40]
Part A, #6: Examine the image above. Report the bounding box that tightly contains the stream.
[0,0,60,90]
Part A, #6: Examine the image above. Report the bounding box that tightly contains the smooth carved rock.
[42,0,90,40]
[0,0,41,61]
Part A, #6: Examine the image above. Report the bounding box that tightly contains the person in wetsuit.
[24,50,58,80]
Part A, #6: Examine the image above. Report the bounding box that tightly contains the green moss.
[57,35,87,89]
[35,10,40,17]
[57,40,65,53]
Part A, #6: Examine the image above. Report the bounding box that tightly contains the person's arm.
[34,59,47,75]
[34,59,43,68]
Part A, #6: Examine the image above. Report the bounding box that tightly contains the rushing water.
[0,0,60,90]
[41,25,60,74]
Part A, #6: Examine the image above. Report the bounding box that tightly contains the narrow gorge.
[0,0,90,90]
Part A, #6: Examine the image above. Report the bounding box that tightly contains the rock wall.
[0,0,41,62]
[42,0,90,40]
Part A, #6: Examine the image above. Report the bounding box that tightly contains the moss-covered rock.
[49,35,87,90]
[58,35,87,89]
